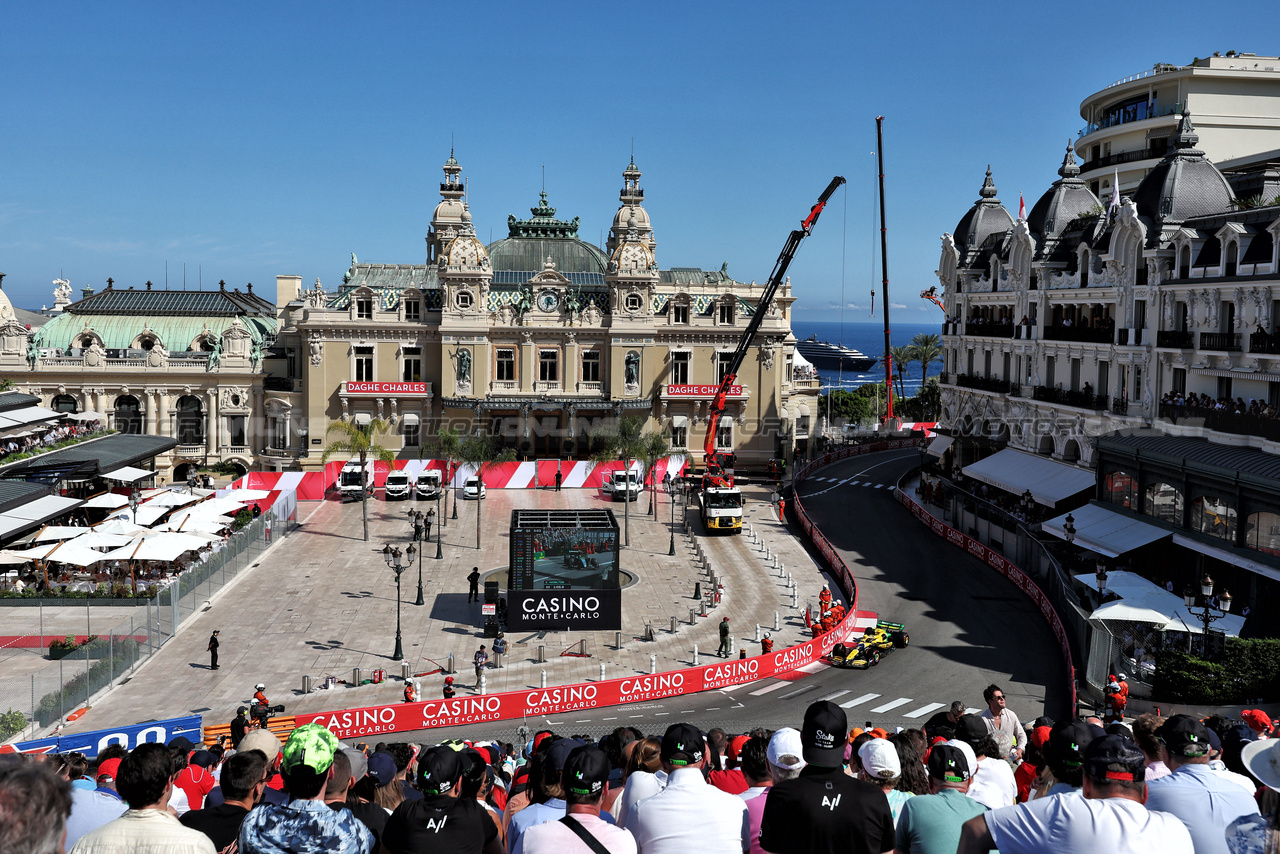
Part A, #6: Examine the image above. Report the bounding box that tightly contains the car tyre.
[870,650,880,666]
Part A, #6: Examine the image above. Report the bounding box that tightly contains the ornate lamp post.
[1095,560,1109,593]
[1063,513,1076,545]
[1183,573,1233,658]
[382,544,405,661]
[129,488,141,523]
[665,479,677,556]
[428,505,441,559]
[1021,489,1034,515]
[407,510,425,606]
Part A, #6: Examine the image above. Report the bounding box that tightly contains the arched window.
[1143,481,1183,525]
[1179,245,1191,279]
[1190,492,1237,542]
[1245,510,1280,557]
[1225,241,1238,277]
[1104,470,1137,509]
[1080,250,1090,287]
[51,394,78,414]
[114,396,142,435]
[176,395,204,444]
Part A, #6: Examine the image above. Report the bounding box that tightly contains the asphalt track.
[372,449,1068,747]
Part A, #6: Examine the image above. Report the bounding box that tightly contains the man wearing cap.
[1145,714,1259,854]
[522,745,637,854]
[953,714,1016,809]
[181,750,268,853]
[1243,709,1274,739]
[718,618,732,658]
[204,730,289,809]
[957,735,1194,854]
[627,723,749,854]
[1038,720,1094,797]
[744,729,805,854]
[759,701,894,854]
[238,724,374,854]
[231,706,251,750]
[328,749,387,846]
[382,745,500,854]
[208,630,220,670]
[895,742,987,854]
[174,750,218,813]
[510,739,618,854]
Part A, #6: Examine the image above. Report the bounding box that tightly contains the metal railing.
[954,374,1016,394]
[1112,397,1130,416]
[1156,330,1194,348]
[1200,332,1242,352]
[1043,325,1115,343]
[1158,405,1280,443]
[1080,148,1161,173]
[1033,386,1109,410]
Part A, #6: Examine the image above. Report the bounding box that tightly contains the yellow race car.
[826,620,909,669]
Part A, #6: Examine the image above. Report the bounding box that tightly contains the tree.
[818,389,872,427]
[321,418,396,542]
[910,333,944,386]
[592,414,661,547]
[638,429,671,517]
[423,426,462,529]
[890,345,914,401]
[455,433,517,549]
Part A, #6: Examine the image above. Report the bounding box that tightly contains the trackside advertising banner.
[507,589,623,632]
[8,715,202,758]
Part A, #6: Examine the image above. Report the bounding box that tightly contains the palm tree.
[890,345,914,401]
[910,333,944,387]
[321,418,396,542]
[423,426,461,529]
[592,414,660,547]
[638,429,671,517]
[455,432,516,549]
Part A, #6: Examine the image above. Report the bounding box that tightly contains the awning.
[670,415,689,429]
[401,413,420,426]
[83,493,129,510]
[102,466,155,482]
[0,406,62,428]
[925,435,954,458]
[66,411,105,422]
[353,413,372,426]
[3,496,83,522]
[961,448,1095,506]
[1080,569,1247,636]
[1171,533,1280,585]
[1042,503,1171,558]
[795,402,811,418]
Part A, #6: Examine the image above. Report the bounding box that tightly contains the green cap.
[280,723,339,775]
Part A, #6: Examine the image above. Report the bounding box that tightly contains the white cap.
[767,727,806,771]
[944,739,979,777]
[858,738,901,780]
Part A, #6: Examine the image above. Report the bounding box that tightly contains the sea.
[791,320,945,397]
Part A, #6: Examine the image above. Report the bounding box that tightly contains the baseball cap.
[167,736,195,753]
[766,727,806,771]
[1104,722,1134,741]
[236,706,247,715]
[927,743,971,783]
[661,724,706,766]
[96,757,122,781]
[417,746,463,795]
[1029,725,1052,748]
[943,739,978,777]
[280,724,339,775]
[366,752,397,787]
[547,738,586,772]
[1083,734,1146,783]
[726,735,749,763]
[1048,720,1094,768]
[1156,714,1211,758]
[953,714,988,747]
[563,745,610,797]
[190,750,217,768]
[1243,709,1274,733]
[343,748,368,784]
[801,700,847,767]
[858,739,900,781]
[238,730,282,763]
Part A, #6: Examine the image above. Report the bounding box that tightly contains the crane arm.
[703,176,846,484]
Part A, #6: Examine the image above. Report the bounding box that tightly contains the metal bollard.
[693,644,699,666]
[479,672,487,694]
[538,645,545,663]
[755,623,761,641]
[352,667,363,686]
[447,652,455,674]
[775,611,780,631]
[791,588,798,607]
[303,674,313,694]
[599,662,606,681]
[670,616,678,633]
[650,654,657,674]
[700,599,708,617]
[540,669,547,688]
[402,661,412,680]
[616,631,624,650]
[690,607,698,625]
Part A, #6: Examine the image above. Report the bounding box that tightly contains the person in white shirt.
[614,737,665,829]
[954,716,1016,809]
[957,735,1193,854]
[522,746,636,854]
[627,723,749,854]
[979,684,1026,763]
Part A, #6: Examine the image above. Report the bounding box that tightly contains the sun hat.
[1243,738,1280,791]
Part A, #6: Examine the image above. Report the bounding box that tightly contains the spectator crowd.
[4,686,1280,854]
[0,419,102,463]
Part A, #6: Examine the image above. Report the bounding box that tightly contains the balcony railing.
[1043,325,1114,343]
[1080,148,1161,173]
[175,445,206,457]
[1033,386,1108,410]
[1250,332,1280,355]
[1112,397,1129,416]
[954,374,1016,394]
[576,381,603,393]
[1201,332,1243,352]
[490,380,518,392]
[961,321,1016,339]
[1159,405,1280,443]
[534,381,562,393]
[263,376,300,392]
[1116,328,1145,346]
[1156,330,1194,348]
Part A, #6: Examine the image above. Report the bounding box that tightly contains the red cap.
[1030,725,1053,748]
[726,735,749,761]
[1243,709,1273,732]
[97,757,122,781]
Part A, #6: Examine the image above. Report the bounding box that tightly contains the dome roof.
[487,191,609,274]
[613,203,651,231]
[442,233,489,268]
[953,167,1015,264]
[1028,141,1101,241]
[1133,112,1235,223]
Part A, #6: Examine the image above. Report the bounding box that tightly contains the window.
[581,350,600,382]
[402,347,422,382]
[52,394,78,413]
[356,298,373,319]
[455,290,473,310]
[539,349,558,382]
[354,346,374,382]
[403,422,421,447]
[670,424,688,448]
[785,355,793,383]
[1179,246,1191,279]
[717,352,734,384]
[496,349,515,381]
[1246,510,1280,557]
[1172,367,1186,395]
[286,348,297,379]
[404,299,421,321]
[1104,470,1137,509]
[625,293,644,312]
[271,418,287,450]
[672,304,689,324]
[716,422,733,449]
[718,302,735,325]
[227,415,246,447]
[114,396,142,435]
[1190,492,1237,542]
[176,396,204,445]
[1143,481,1183,525]
[672,352,690,385]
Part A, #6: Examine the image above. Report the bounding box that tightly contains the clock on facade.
[537,290,559,312]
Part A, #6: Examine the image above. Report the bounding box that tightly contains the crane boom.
[703,176,846,486]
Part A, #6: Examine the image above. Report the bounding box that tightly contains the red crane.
[702,176,846,488]
[920,286,945,313]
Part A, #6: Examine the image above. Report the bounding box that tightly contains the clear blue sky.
[0,2,1271,321]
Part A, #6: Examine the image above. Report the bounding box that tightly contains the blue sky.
[1,2,1272,321]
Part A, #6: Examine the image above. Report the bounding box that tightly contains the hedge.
[35,638,140,726]
[1154,637,1280,704]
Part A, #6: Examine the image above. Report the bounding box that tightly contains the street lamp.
[383,544,405,661]
[128,488,141,523]
[428,505,441,559]
[1183,573,1233,658]
[1095,561,1108,593]
[1021,489,1034,515]
[665,479,677,556]
[407,510,425,606]
[1063,513,1076,545]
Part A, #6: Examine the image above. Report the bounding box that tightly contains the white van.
[384,471,411,500]
[338,461,373,501]
[415,470,443,500]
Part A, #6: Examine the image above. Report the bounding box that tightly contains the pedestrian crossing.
[732,683,985,724]
[804,477,889,488]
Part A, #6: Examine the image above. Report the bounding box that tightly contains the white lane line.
[839,693,881,709]
[749,682,789,696]
[576,719,592,723]
[874,483,885,489]
[817,690,851,702]
[629,714,645,718]
[869,697,914,714]
[965,707,983,715]
[903,702,946,719]
[603,717,618,721]
[720,682,752,692]
[545,720,562,725]
[654,712,670,716]
[705,707,720,711]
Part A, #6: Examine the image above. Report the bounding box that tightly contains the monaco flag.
[1018,193,1026,221]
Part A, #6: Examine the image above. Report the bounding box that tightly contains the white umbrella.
[222,489,271,502]
[66,532,134,550]
[93,518,149,536]
[155,517,233,534]
[185,498,246,517]
[144,491,200,508]
[0,552,33,566]
[83,493,129,510]
[40,541,114,568]
[30,526,89,542]
[106,505,168,527]
[5,543,63,560]
[102,532,206,563]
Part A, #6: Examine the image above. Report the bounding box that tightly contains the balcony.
[1157,330,1194,348]
[264,376,300,392]
[1080,148,1161,173]
[534,381,562,393]
[954,374,1016,394]
[175,445,206,457]
[490,380,518,392]
[1250,332,1280,355]
[1078,103,1179,139]
[1201,332,1242,352]
[1116,328,1145,346]
[1160,405,1280,443]
[576,381,603,393]
[1033,386,1108,410]
[261,445,295,459]
[1112,397,1129,416]
[961,321,1016,339]
[1043,325,1114,344]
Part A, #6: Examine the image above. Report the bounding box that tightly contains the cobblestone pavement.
[61,480,825,734]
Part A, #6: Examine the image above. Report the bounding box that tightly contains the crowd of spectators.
[1161,391,1280,421]
[0,419,102,463]
[5,692,1280,854]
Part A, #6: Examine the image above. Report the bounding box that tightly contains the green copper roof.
[34,313,276,351]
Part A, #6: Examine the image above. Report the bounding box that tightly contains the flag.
[1018,193,1026,221]
[1109,169,1121,217]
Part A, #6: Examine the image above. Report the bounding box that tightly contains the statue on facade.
[564,285,583,322]
[250,337,263,369]
[456,348,472,384]
[207,336,222,371]
[513,285,534,319]
[25,335,39,369]
[625,351,640,386]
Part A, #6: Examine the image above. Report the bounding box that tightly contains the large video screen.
[511,526,618,589]
[508,510,622,631]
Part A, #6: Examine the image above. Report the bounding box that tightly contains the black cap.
[927,743,971,783]
[1048,721,1094,769]
[801,701,847,766]
[236,706,247,715]
[1104,722,1134,741]
[953,714,988,748]
[1156,714,1211,758]
[167,736,194,752]
[1083,734,1146,783]
[416,746,463,795]
[563,745,610,797]
[190,750,217,768]
[660,723,706,767]
[547,738,586,772]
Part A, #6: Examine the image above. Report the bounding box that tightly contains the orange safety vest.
[761,638,774,654]
[404,686,418,703]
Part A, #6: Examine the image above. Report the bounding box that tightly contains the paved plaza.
[58,479,828,735]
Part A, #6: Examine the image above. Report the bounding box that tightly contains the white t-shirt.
[985,792,1194,854]
[968,755,1017,809]
[615,769,666,829]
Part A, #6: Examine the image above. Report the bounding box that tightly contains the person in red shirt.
[1015,725,1051,802]
[818,583,833,616]
[173,748,217,812]
[403,678,419,703]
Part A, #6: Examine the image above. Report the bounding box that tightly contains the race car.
[826,619,909,669]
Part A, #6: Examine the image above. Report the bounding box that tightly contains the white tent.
[144,491,200,509]
[83,493,129,510]
[0,551,33,566]
[961,448,1095,506]
[101,466,157,482]
[156,517,234,534]
[40,541,116,568]
[6,543,64,560]
[185,498,246,517]
[30,526,89,542]
[1080,570,1247,637]
[102,532,206,563]
[66,532,135,550]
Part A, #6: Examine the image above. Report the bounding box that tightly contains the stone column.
[144,389,157,435]
[521,333,534,392]
[564,335,578,391]
[206,389,219,454]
